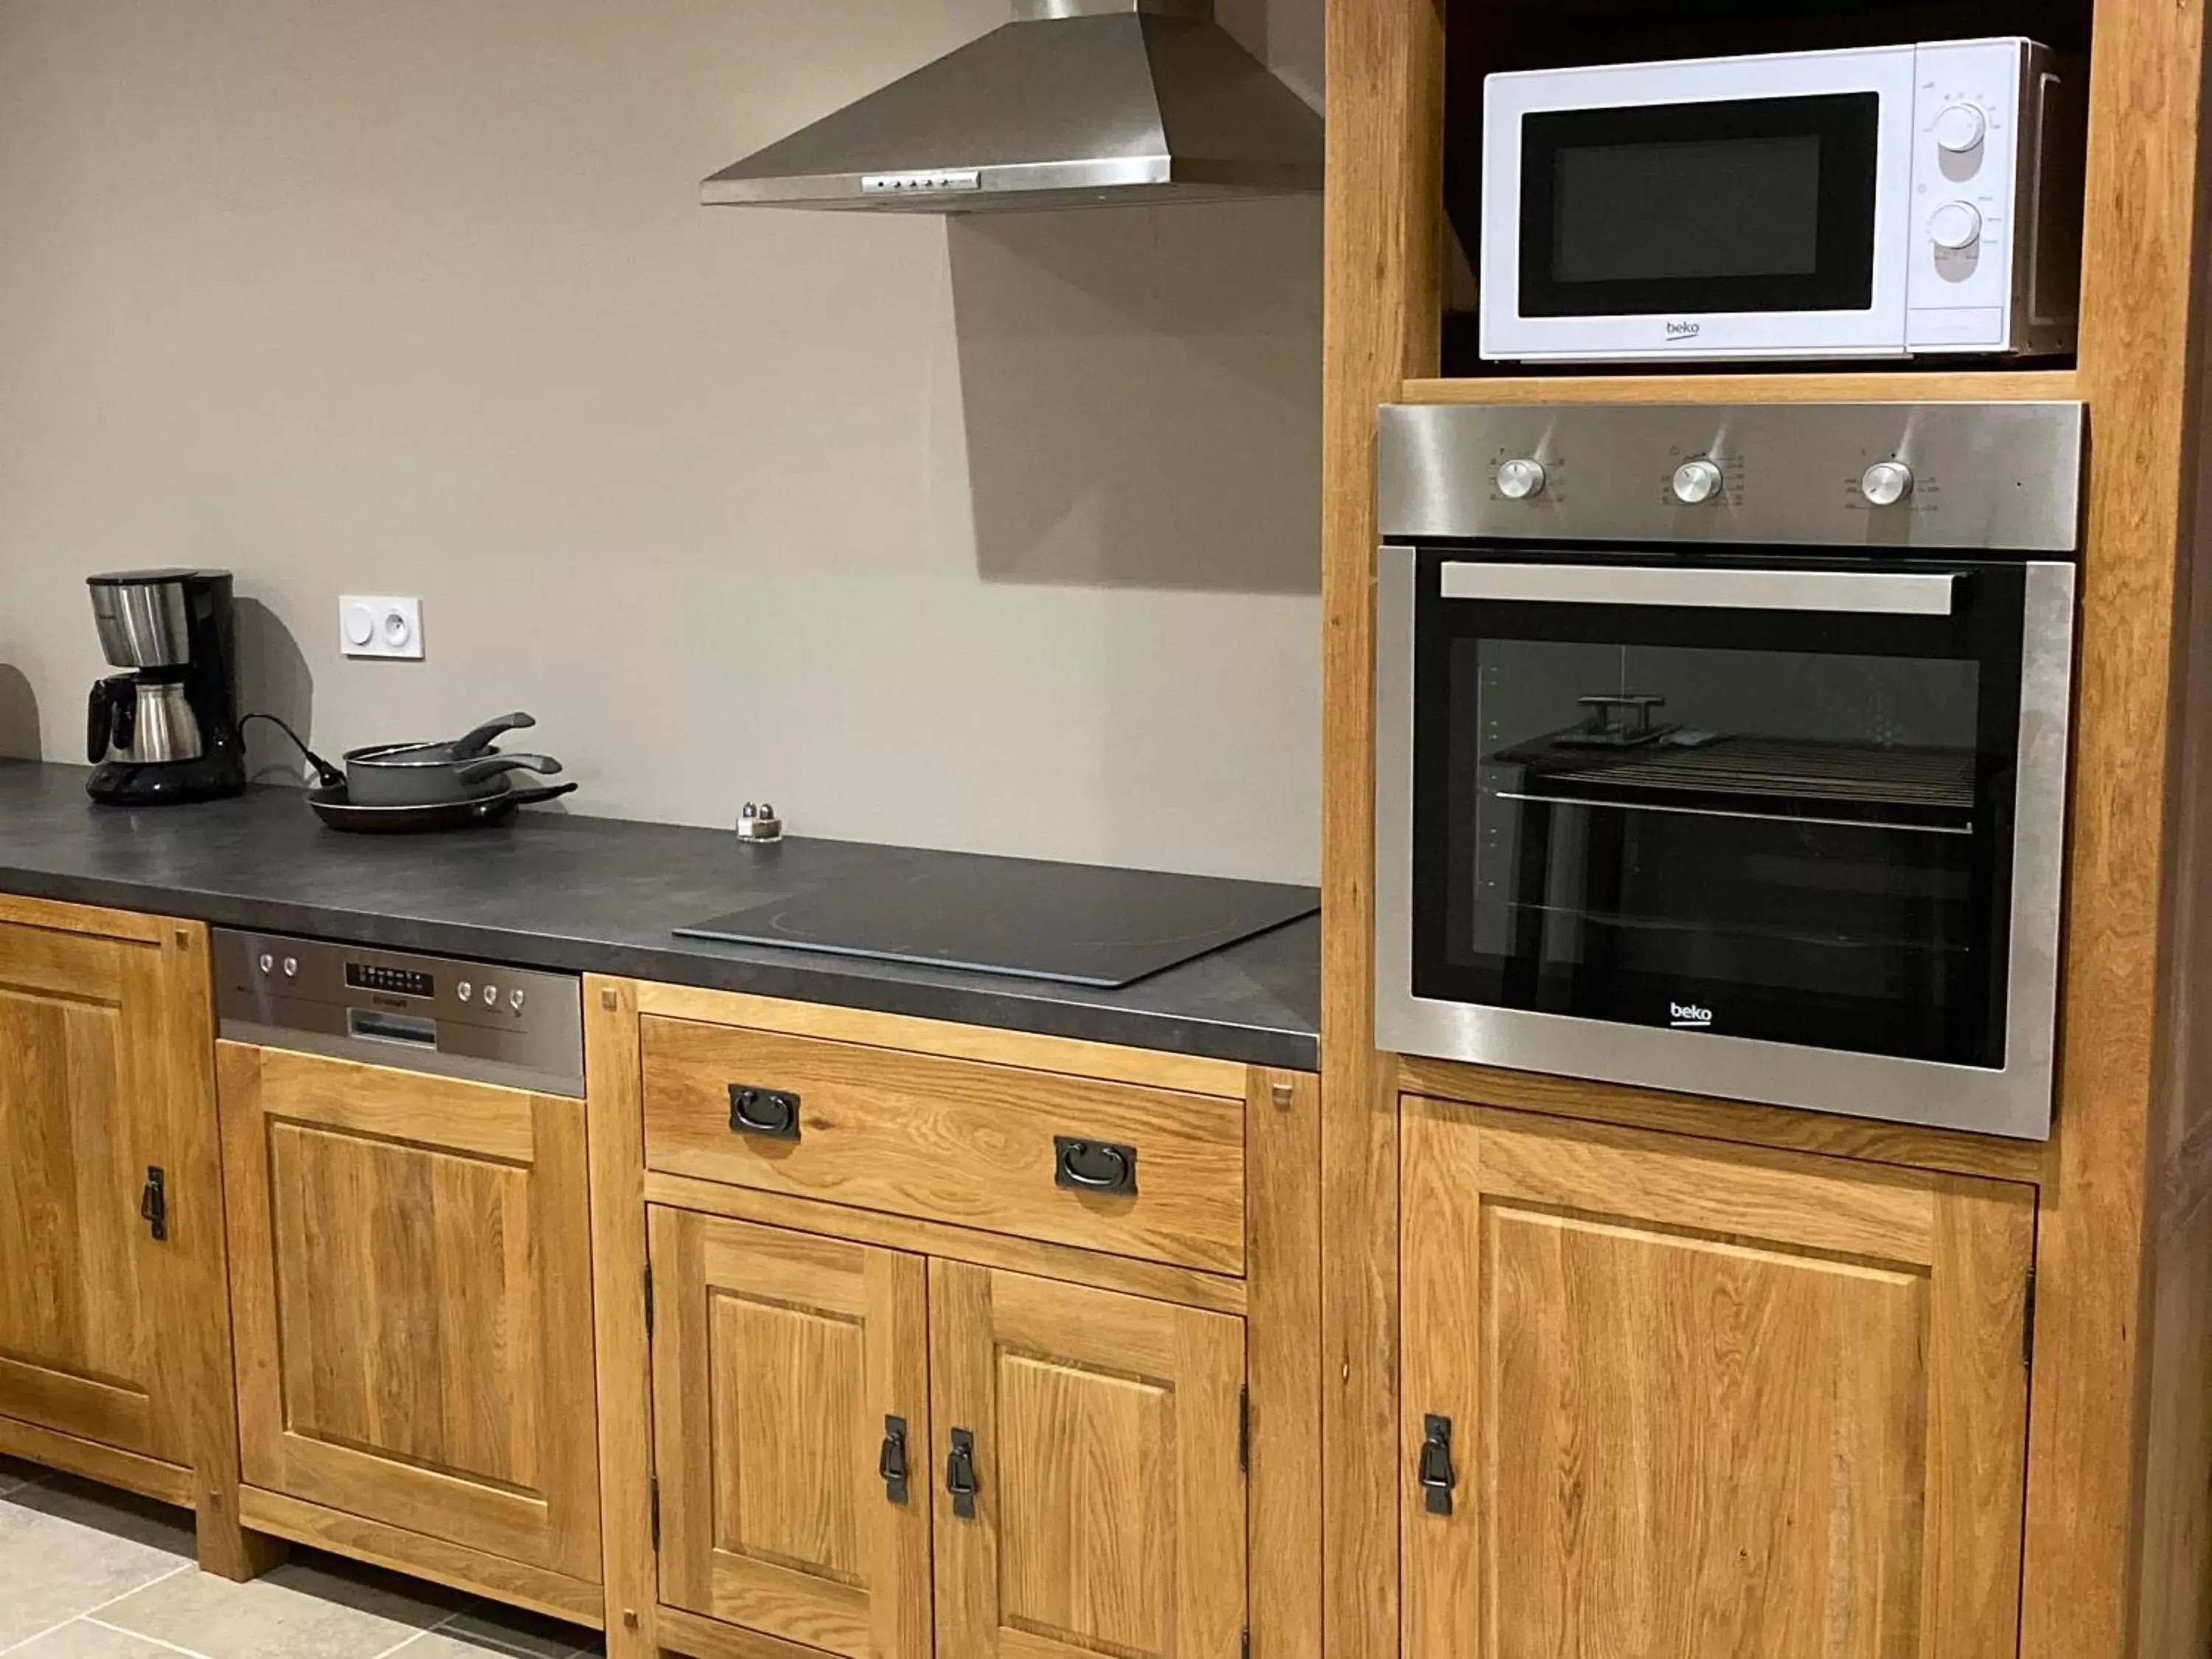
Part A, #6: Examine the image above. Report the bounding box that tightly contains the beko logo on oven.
[1669,1002,1714,1029]
[1663,320,1702,341]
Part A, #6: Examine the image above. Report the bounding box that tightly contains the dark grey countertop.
[0,762,1319,1072]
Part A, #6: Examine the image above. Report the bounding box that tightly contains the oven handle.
[1440,563,1958,616]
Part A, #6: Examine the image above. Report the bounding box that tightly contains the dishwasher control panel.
[215,929,584,1097]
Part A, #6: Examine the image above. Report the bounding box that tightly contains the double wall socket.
[340,596,424,660]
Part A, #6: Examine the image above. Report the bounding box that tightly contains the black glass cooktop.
[676,852,1318,989]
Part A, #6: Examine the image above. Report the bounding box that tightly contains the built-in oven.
[1374,401,2084,1138]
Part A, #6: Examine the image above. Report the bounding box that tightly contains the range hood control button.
[1671,459,1725,506]
[1495,459,1547,500]
[1861,462,1916,507]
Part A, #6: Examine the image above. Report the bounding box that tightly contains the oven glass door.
[1411,552,2027,1068]
[1519,93,1882,319]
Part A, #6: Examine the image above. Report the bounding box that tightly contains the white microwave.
[1478,39,2082,363]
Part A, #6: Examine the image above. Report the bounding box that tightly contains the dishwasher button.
[509,988,526,1013]
[457,981,473,1002]
[482,984,498,1007]
[258,953,274,974]
[282,957,299,978]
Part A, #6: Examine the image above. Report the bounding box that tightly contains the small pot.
[344,745,563,807]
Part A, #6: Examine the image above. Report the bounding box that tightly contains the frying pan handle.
[449,712,536,759]
[469,781,577,817]
[453,753,563,785]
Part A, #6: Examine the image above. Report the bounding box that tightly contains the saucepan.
[344,712,562,807]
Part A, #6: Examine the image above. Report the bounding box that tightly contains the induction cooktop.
[676,852,1317,989]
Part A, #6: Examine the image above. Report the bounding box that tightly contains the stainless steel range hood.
[700,0,1324,214]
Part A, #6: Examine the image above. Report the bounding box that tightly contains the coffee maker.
[86,569,246,806]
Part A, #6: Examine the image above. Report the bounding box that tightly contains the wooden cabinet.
[1400,1099,2036,1659]
[931,1262,1248,1659]
[219,1044,602,1590]
[650,1208,931,1659]
[647,1208,1249,1659]
[0,909,198,1467]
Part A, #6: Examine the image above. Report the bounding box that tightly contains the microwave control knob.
[1929,201,1983,251]
[1670,458,1725,506]
[1495,458,1547,500]
[1933,102,1988,154]
[1860,461,1916,507]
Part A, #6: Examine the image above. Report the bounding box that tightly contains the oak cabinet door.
[931,1263,1248,1659]
[1401,1099,2036,1659]
[648,1208,932,1659]
[218,1043,602,1582]
[0,920,190,1461]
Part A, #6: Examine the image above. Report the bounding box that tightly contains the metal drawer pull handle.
[1419,1413,1455,1517]
[139,1166,167,1242]
[1054,1135,1138,1194]
[727,1083,801,1140]
[945,1427,978,1520]
[879,1416,910,1505]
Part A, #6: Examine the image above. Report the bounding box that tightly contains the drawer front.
[641,1018,1246,1273]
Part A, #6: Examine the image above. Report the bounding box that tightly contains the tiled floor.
[0,1458,604,1659]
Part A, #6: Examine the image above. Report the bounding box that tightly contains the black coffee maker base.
[88,757,247,807]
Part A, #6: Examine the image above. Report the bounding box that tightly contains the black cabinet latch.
[1418,1414,1455,1516]
[879,1416,910,1505]
[1054,1135,1138,1195]
[139,1166,167,1242]
[727,1083,801,1140]
[945,1427,978,1520]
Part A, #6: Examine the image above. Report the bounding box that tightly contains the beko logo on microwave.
[1669,1001,1714,1029]
[1663,320,1703,342]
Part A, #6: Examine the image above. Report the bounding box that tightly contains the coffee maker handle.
[87,676,134,762]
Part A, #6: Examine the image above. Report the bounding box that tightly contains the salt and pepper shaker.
[735,801,784,844]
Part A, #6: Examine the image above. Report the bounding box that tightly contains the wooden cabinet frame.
[586,978,1321,1659]
[1320,1,2212,1654]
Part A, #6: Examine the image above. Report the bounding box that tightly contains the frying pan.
[308,779,578,834]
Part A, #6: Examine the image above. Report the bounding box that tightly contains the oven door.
[1481,48,1918,361]
[1376,546,2076,1138]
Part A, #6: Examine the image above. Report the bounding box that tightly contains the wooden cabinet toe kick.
[237,1487,605,1630]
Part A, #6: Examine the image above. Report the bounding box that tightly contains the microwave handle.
[1439,563,1959,616]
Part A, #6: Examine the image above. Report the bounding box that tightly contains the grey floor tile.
[7,1619,198,1658]
[424,1604,602,1658]
[0,1483,195,1650]
[0,1457,44,1497]
[97,1551,467,1659]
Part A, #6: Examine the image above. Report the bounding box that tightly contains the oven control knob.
[1670,458,1725,506]
[1495,458,1547,500]
[1929,201,1983,251]
[1933,102,1987,154]
[1860,460,1916,507]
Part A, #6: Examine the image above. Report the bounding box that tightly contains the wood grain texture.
[1399,369,2082,405]
[650,1208,930,1659]
[584,977,658,1659]
[219,1042,602,1582]
[633,982,1248,1100]
[1321,0,1442,1650]
[1397,1056,2049,1186]
[656,1604,834,1659]
[931,1264,1248,1659]
[641,1171,1247,1317]
[2020,1,2212,1654]
[1401,1101,2034,1659]
[1245,1068,1321,1659]
[0,1413,192,1506]
[0,893,166,944]
[642,1018,1246,1274]
[237,1486,605,1627]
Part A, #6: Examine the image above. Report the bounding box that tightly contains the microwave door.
[1480,49,1919,361]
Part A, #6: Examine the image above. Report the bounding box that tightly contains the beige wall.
[0,0,1324,883]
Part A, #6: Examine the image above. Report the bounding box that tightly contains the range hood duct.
[701,0,1324,214]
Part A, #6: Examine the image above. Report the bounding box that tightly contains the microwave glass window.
[1519,94,1881,318]
[1553,135,1823,284]
[1412,566,2028,1070]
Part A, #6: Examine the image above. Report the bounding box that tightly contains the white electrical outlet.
[339,596,424,660]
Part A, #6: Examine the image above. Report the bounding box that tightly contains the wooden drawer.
[640,1017,1246,1273]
